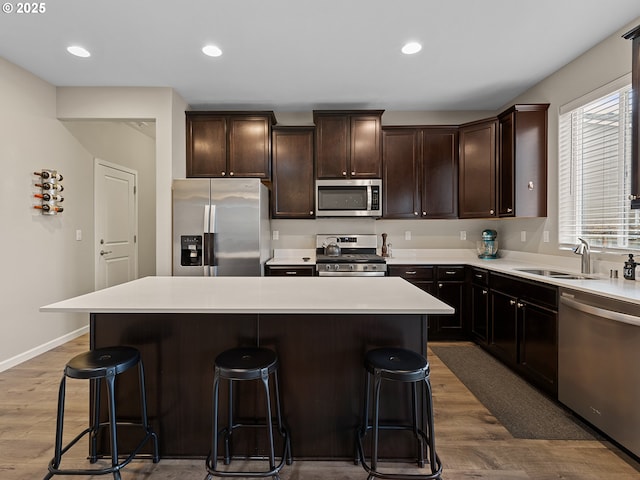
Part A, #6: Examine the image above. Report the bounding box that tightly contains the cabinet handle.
[342,171,347,176]
[414,211,419,216]
[517,302,524,309]
[490,209,495,215]
[285,271,297,275]
[221,171,226,176]
[482,289,488,295]
[404,271,417,275]
[310,211,314,215]
[444,271,457,275]
[229,172,234,176]
[438,283,444,288]
[351,171,355,175]
[629,194,638,200]
[475,273,483,278]
[507,207,513,213]
[509,299,516,306]
[422,211,427,216]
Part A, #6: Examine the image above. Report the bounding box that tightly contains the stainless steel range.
[315,234,387,276]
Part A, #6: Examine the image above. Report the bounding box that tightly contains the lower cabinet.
[489,272,558,396]
[388,264,466,340]
[265,265,315,276]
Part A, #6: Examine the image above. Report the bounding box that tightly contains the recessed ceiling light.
[66,45,91,58]
[401,42,422,55]
[202,45,223,57]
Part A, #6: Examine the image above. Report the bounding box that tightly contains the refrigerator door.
[210,178,265,276]
[172,179,211,276]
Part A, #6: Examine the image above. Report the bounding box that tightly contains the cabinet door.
[519,300,557,394]
[186,115,227,177]
[490,289,518,364]
[228,116,272,178]
[471,283,489,344]
[272,128,315,218]
[433,281,465,338]
[382,128,421,218]
[315,115,349,178]
[459,119,497,218]
[421,128,458,218]
[498,112,515,216]
[350,114,382,178]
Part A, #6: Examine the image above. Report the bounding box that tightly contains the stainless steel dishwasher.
[558,288,640,457]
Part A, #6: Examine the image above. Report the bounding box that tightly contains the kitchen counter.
[267,248,640,305]
[41,275,454,315]
[41,275,452,460]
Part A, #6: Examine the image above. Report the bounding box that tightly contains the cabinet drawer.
[388,265,434,280]
[265,266,314,276]
[436,266,465,281]
[471,267,489,285]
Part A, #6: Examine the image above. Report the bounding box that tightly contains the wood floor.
[1,335,639,480]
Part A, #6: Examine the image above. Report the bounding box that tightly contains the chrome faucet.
[573,238,591,274]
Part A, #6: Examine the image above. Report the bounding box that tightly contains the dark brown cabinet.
[489,272,558,396]
[458,118,497,218]
[382,127,458,219]
[387,264,465,340]
[186,111,276,178]
[265,265,315,276]
[497,104,549,217]
[314,110,383,179]
[271,127,315,218]
[623,26,640,209]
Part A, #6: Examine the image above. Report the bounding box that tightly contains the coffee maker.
[477,229,499,259]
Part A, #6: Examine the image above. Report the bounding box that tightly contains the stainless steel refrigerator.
[172,178,271,276]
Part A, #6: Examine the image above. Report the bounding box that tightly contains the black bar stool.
[355,347,442,480]
[205,347,291,480]
[43,346,159,480]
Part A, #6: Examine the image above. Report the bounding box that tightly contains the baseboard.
[0,325,89,373]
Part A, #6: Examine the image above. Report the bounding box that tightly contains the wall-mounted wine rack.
[34,169,64,215]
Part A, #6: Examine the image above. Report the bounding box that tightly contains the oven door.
[316,264,386,277]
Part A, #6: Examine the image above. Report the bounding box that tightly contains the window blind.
[558,82,640,251]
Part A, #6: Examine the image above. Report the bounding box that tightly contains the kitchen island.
[41,276,453,460]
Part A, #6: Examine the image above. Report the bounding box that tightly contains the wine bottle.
[35,183,64,191]
[34,193,64,202]
[34,204,64,213]
[34,171,63,181]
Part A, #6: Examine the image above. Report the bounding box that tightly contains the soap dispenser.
[623,254,637,280]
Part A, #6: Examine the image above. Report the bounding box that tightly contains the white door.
[95,159,138,290]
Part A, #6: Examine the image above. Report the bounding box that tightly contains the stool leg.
[89,377,102,463]
[423,376,438,474]
[260,368,277,474]
[272,369,291,465]
[224,378,233,465]
[371,370,383,473]
[412,382,425,468]
[51,375,66,470]
[105,372,122,480]
[136,359,159,463]
[210,368,221,471]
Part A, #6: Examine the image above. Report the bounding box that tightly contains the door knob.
[100,250,112,256]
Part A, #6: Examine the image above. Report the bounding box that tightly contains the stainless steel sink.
[515,268,597,280]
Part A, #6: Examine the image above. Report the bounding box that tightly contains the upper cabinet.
[314,110,383,179]
[624,26,640,209]
[383,126,458,218]
[271,127,315,218]
[459,118,498,219]
[186,111,276,178]
[497,104,549,218]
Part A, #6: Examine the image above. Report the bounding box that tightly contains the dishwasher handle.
[560,295,640,327]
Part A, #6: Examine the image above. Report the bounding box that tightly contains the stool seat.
[365,347,429,382]
[43,346,159,480]
[65,346,140,379]
[215,347,278,380]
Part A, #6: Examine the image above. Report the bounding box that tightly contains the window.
[558,77,640,251]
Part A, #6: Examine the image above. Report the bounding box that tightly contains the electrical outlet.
[543,231,550,243]
[405,231,411,240]
[521,231,527,242]
[460,231,467,241]
[272,230,279,240]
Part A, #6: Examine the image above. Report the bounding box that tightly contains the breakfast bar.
[41,276,453,460]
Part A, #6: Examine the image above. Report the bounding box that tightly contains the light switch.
[543,231,550,243]
[272,230,279,240]
[75,229,82,241]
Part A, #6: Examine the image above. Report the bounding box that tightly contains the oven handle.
[317,271,386,277]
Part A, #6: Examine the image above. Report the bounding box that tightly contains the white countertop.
[40,276,455,315]
[267,248,640,305]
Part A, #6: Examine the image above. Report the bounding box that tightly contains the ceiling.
[1,1,640,112]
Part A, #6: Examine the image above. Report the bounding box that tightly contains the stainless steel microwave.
[315,179,382,217]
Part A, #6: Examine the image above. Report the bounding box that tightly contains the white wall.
[61,121,157,278]
[0,58,93,370]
